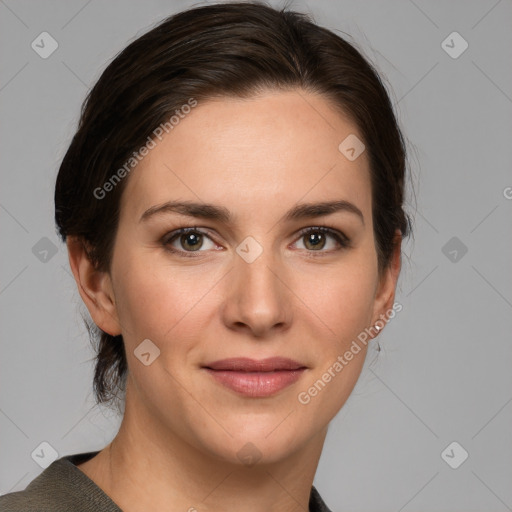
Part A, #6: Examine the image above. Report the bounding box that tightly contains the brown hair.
[55,1,412,410]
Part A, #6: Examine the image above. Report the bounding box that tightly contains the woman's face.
[100,89,399,464]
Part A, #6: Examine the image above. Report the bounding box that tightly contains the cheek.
[294,262,377,422]
[111,250,176,342]
[113,242,378,344]
[111,249,219,349]
[298,258,377,347]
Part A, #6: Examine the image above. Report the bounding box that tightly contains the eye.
[292,226,350,254]
[162,227,218,256]
[162,225,350,258]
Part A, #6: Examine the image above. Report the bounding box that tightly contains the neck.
[84,378,327,512]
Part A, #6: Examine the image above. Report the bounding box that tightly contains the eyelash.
[161,225,350,258]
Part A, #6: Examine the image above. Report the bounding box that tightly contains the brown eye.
[303,231,327,250]
[163,228,217,256]
[294,227,349,253]
[178,232,203,251]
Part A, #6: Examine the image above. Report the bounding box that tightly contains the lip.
[202,357,307,397]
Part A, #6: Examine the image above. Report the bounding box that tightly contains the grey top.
[0,451,332,512]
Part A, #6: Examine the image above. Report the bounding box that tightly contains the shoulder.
[310,485,333,512]
[0,461,69,511]
[0,454,121,512]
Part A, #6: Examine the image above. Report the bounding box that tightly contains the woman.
[0,1,410,510]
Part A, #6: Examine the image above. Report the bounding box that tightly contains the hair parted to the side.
[55,1,412,411]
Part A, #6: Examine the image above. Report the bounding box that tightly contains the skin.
[67,88,401,512]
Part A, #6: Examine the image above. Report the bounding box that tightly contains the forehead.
[120,89,372,224]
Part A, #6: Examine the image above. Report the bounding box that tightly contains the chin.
[194,417,313,467]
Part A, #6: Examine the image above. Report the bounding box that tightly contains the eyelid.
[295,225,350,245]
[161,226,218,253]
[162,224,350,256]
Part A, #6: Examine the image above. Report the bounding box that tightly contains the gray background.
[1,0,511,510]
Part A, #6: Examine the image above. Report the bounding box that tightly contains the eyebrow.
[139,199,364,225]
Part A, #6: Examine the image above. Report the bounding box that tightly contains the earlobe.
[66,236,122,336]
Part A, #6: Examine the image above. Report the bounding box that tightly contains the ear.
[66,236,122,336]
[370,230,402,333]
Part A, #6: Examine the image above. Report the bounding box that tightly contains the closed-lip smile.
[202,357,308,397]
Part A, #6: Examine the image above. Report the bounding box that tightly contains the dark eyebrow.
[139,199,364,225]
[284,200,364,225]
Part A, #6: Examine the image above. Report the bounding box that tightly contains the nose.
[220,249,292,338]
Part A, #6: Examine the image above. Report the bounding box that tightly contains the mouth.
[201,357,308,397]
